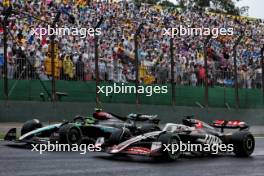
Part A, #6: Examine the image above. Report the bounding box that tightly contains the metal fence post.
[50,34,56,102]
[134,23,144,105]
[95,34,99,107]
[3,7,10,102]
[204,36,211,107]
[233,47,239,108]
[261,45,264,104]
[170,38,175,105]
[233,35,243,109]
[94,17,104,108]
[50,12,61,102]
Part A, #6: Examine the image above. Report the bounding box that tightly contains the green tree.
[159,1,176,8]
[133,0,248,16]
[209,0,241,15]
[134,0,160,6]
[175,0,247,16]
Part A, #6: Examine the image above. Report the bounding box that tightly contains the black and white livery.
[97,117,255,161]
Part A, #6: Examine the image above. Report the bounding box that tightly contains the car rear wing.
[127,114,160,124]
[212,120,249,132]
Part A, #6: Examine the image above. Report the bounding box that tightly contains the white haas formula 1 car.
[96,117,255,161]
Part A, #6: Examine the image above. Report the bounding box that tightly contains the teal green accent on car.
[74,123,82,127]
[19,123,62,140]
[96,125,118,133]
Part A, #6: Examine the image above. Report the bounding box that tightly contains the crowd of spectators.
[0,0,264,89]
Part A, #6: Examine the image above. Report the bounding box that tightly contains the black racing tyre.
[59,124,82,145]
[21,119,43,135]
[231,131,255,157]
[140,124,161,133]
[108,128,131,146]
[108,129,123,145]
[155,133,181,161]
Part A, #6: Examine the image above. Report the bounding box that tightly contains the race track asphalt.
[0,138,264,176]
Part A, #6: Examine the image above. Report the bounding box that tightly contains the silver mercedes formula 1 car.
[97,117,255,161]
[4,110,160,145]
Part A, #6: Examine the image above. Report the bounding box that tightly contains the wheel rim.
[168,138,180,160]
[68,129,80,144]
[245,137,254,151]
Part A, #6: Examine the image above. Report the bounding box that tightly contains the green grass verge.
[0,131,20,140]
[0,132,5,140]
[253,134,264,137]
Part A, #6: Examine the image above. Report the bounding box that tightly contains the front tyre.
[155,133,181,161]
[21,119,43,135]
[108,128,131,146]
[59,124,82,145]
[231,131,255,157]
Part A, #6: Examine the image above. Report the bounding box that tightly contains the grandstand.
[0,0,264,109]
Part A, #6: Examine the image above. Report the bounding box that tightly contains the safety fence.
[0,80,263,109]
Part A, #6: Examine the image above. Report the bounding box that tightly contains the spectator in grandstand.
[7,55,15,79]
[62,55,74,80]
[115,60,123,82]
[106,59,114,82]
[190,71,197,86]
[44,53,61,80]
[98,59,106,81]
[75,57,84,81]
[198,65,206,85]
[255,66,262,88]
[246,67,254,89]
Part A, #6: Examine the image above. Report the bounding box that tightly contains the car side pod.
[4,128,17,141]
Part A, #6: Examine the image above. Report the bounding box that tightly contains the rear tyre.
[21,119,43,135]
[231,131,255,157]
[155,133,181,161]
[59,124,82,145]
